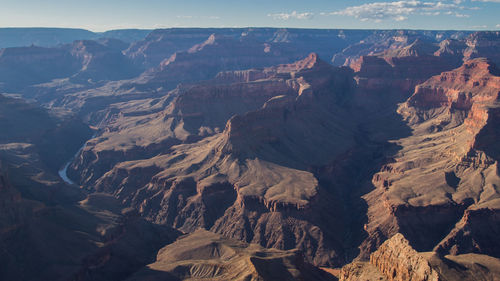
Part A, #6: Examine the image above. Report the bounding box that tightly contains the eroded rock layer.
[127,229,336,281]
[341,233,500,281]
[83,54,357,267]
[361,58,500,259]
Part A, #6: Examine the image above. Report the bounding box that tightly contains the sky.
[0,0,499,32]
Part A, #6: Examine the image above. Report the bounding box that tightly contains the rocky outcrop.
[435,207,500,258]
[369,233,440,281]
[69,39,141,82]
[341,233,500,281]
[340,234,439,281]
[81,54,357,267]
[126,229,336,281]
[406,58,499,111]
[361,58,500,260]
[339,261,388,281]
[351,39,463,96]
[434,39,467,58]
[464,31,500,65]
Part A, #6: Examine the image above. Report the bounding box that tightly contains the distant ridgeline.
[0,27,152,48]
[0,27,477,50]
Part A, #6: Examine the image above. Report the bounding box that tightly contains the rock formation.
[350,38,464,97]
[341,233,500,281]
[331,30,470,66]
[464,31,500,65]
[68,39,142,82]
[76,54,356,267]
[369,234,440,281]
[127,229,336,281]
[0,45,80,91]
[361,58,500,259]
[0,94,180,281]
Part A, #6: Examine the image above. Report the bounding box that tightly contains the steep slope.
[127,229,336,281]
[464,31,500,65]
[138,33,295,89]
[0,96,181,281]
[350,39,463,97]
[360,58,500,259]
[0,46,80,91]
[68,39,141,83]
[340,233,500,281]
[26,30,350,123]
[67,56,305,186]
[0,94,92,173]
[77,54,359,266]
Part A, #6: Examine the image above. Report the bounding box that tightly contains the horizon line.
[1,26,499,33]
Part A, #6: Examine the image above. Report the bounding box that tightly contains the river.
[58,132,97,185]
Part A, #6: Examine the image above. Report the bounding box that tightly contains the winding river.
[58,132,97,185]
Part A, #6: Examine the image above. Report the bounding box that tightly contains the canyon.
[0,28,499,280]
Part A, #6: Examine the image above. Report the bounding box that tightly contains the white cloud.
[472,0,500,2]
[496,24,500,28]
[268,11,314,20]
[329,1,471,22]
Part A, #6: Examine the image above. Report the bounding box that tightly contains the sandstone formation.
[127,229,336,281]
[350,38,464,97]
[361,58,500,259]
[369,234,440,281]
[77,54,357,267]
[464,31,500,65]
[340,233,500,281]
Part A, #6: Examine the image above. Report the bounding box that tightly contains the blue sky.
[0,0,499,31]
